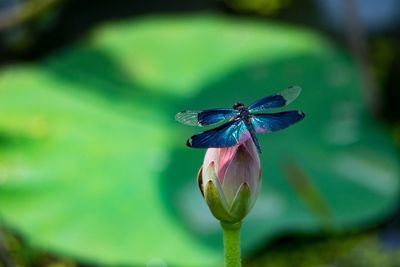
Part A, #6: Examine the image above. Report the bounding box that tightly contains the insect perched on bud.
[176,86,305,267]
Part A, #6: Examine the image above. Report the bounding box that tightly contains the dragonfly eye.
[233,102,244,110]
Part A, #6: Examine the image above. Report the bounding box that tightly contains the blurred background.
[0,0,399,266]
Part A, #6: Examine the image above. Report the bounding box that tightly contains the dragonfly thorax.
[233,102,245,110]
[233,102,252,123]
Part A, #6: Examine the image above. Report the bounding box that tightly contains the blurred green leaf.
[0,15,398,266]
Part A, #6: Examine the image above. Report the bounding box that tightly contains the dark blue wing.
[175,109,238,127]
[251,111,305,133]
[187,119,251,148]
[248,86,301,113]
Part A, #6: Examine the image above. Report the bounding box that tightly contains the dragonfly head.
[233,102,245,110]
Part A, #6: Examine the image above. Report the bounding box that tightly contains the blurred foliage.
[371,40,396,87]
[0,0,62,54]
[246,232,400,267]
[0,0,61,30]
[225,0,292,15]
[0,225,75,267]
[3,222,400,267]
[370,39,400,121]
[0,14,399,266]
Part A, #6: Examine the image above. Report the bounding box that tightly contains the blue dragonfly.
[175,86,305,153]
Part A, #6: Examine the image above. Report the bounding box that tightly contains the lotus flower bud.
[198,139,261,223]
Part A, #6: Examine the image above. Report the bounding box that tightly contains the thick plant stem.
[221,221,242,267]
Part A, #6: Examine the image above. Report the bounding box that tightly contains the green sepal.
[198,165,235,222]
[229,182,251,221]
[204,180,238,222]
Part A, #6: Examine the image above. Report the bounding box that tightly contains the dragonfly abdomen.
[244,120,262,154]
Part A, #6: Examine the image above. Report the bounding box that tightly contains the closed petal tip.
[203,180,236,222]
[230,182,252,221]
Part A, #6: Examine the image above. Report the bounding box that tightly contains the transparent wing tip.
[175,110,201,126]
[174,111,185,121]
[280,85,302,105]
[186,137,193,147]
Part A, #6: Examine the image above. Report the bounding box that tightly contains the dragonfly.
[175,85,305,153]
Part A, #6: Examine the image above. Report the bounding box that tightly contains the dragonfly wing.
[187,120,250,148]
[175,109,237,126]
[252,111,305,133]
[248,85,301,112]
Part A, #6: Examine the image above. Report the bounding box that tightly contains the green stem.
[220,221,242,267]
